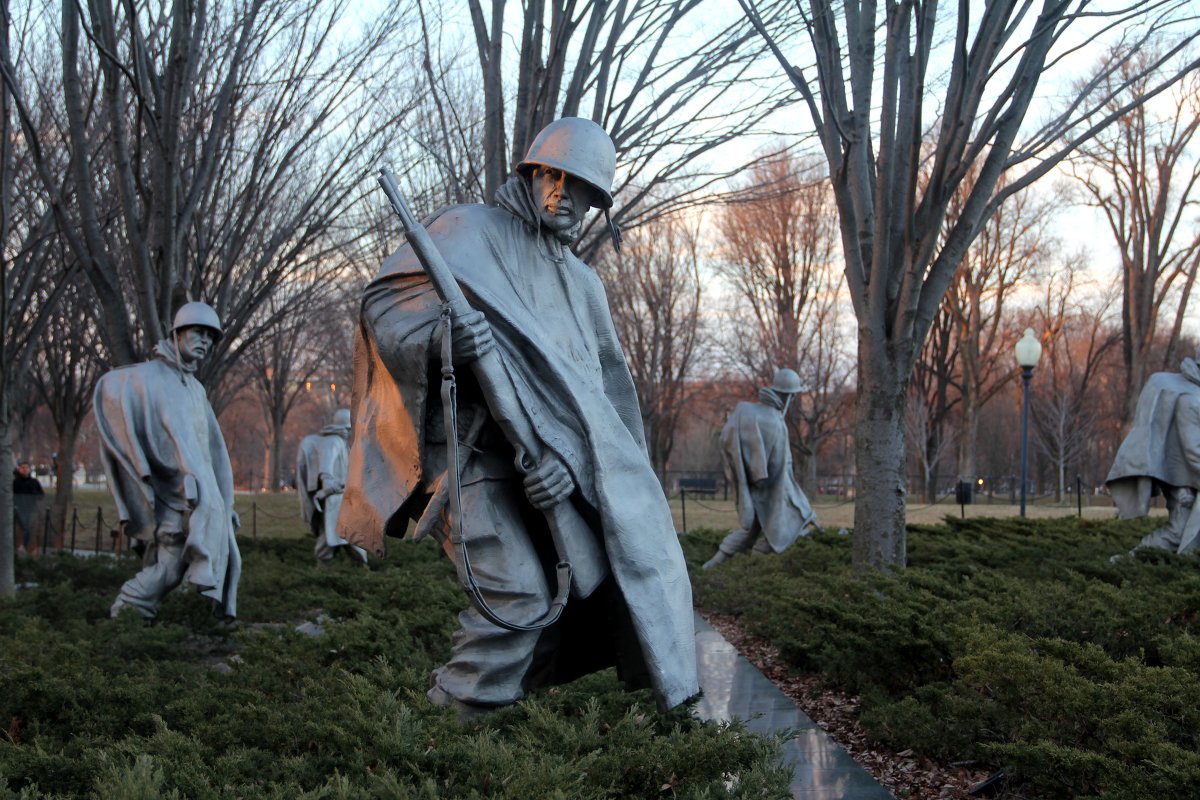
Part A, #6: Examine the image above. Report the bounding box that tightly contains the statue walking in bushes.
[339,117,697,717]
[297,408,366,564]
[703,368,820,569]
[94,301,242,620]
[1107,349,1200,555]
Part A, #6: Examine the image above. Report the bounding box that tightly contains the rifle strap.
[440,305,568,632]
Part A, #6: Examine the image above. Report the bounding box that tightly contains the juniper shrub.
[2,533,789,799]
[686,516,1200,799]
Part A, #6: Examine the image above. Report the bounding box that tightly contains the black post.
[1020,366,1033,517]
[680,489,688,536]
[70,507,78,553]
[42,507,51,554]
[1076,473,1083,518]
[94,507,102,553]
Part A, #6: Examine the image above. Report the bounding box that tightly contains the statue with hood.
[339,117,697,716]
[1107,349,1200,555]
[297,408,366,564]
[94,301,241,620]
[703,368,820,569]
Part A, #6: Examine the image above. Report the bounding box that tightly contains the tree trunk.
[51,427,79,547]
[852,336,908,571]
[960,374,980,486]
[800,440,818,499]
[269,409,284,493]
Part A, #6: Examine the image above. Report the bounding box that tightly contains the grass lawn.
[685,516,1200,799]
[1,526,790,799]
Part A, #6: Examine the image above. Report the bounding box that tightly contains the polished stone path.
[693,612,893,799]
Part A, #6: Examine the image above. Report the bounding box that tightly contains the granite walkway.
[693,612,894,800]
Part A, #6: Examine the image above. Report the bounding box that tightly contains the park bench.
[677,476,719,496]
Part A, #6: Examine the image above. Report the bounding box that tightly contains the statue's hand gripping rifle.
[376,169,608,632]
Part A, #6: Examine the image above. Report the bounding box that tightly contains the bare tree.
[243,284,354,492]
[1069,49,1200,427]
[593,211,706,478]
[741,0,1200,569]
[716,150,851,489]
[909,295,959,502]
[947,172,1058,485]
[790,275,854,494]
[2,0,422,378]
[0,0,85,594]
[30,272,107,540]
[1031,262,1120,499]
[905,386,956,504]
[434,0,799,251]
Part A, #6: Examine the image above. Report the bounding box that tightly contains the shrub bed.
[685,516,1200,798]
[1,535,789,799]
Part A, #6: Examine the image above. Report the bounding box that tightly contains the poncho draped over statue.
[339,183,697,710]
[722,390,816,553]
[297,425,354,551]
[1106,358,1200,552]
[93,342,241,616]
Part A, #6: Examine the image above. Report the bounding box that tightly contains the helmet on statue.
[171,302,223,341]
[518,117,616,209]
[771,368,802,395]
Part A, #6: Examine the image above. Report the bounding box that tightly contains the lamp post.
[1014,328,1042,517]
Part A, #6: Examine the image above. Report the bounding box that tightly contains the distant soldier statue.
[1107,349,1200,555]
[94,302,241,620]
[297,408,366,564]
[703,368,820,569]
[340,117,697,716]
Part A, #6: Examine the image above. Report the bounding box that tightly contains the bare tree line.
[739,0,1200,569]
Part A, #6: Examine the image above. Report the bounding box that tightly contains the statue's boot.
[702,550,729,570]
[427,684,497,722]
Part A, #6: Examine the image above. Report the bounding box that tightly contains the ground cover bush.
[1,532,789,799]
[684,517,1200,798]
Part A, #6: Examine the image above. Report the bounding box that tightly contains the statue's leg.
[703,520,762,568]
[750,533,773,556]
[429,477,551,710]
[312,515,335,563]
[111,530,189,618]
[1136,486,1193,553]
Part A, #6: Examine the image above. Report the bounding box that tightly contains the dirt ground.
[668,494,1137,533]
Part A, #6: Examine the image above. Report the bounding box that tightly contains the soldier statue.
[703,368,820,569]
[339,117,697,716]
[297,408,366,564]
[94,302,241,620]
[1107,349,1200,555]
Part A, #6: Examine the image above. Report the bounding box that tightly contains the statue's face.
[177,326,215,365]
[530,165,594,243]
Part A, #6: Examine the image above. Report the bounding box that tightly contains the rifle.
[376,169,608,632]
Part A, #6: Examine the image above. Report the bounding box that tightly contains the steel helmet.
[771,368,802,395]
[332,408,351,430]
[171,301,223,341]
[517,117,616,209]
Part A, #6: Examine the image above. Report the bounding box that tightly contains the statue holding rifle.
[297,408,367,564]
[702,368,820,569]
[339,118,698,716]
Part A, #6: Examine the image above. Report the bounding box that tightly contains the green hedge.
[686,516,1200,799]
[1,537,789,799]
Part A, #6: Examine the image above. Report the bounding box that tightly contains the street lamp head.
[1015,328,1042,370]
